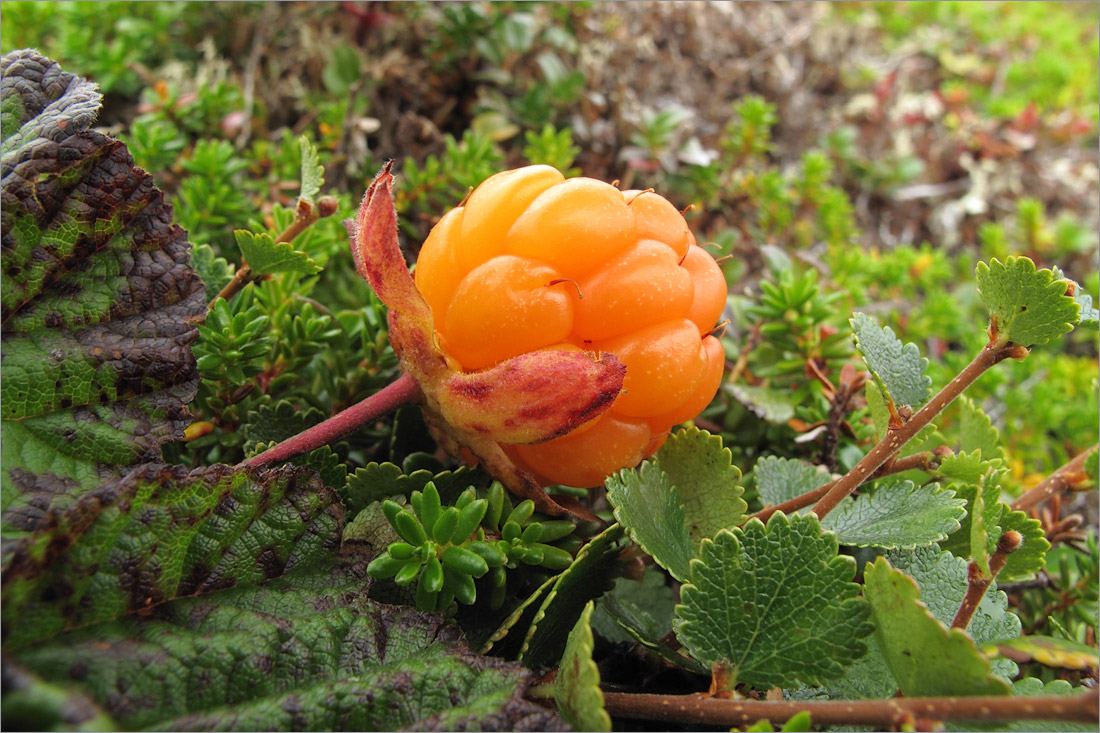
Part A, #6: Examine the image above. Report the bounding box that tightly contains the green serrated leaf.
[235,230,320,276]
[975,257,1079,346]
[725,383,796,423]
[298,135,324,203]
[851,312,932,408]
[998,678,1096,733]
[520,524,625,668]
[955,396,1005,464]
[971,481,994,577]
[983,635,1099,671]
[820,480,966,549]
[1,51,203,537]
[675,513,872,689]
[2,463,343,647]
[754,456,831,507]
[554,601,611,732]
[9,557,559,731]
[865,379,890,441]
[191,242,235,298]
[343,462,480,516]
[606,462,692,582]
[864,557,1012,697]
[478,575,557,657]
[591,566,675,645]
[1071,287,1099,330]
[884,546,1021,678]
[241,400,327,452]
[655,427,746,550]
[939,450,997,485]
[997,508,1049,582]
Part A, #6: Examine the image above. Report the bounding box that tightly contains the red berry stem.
[240,372,422,468]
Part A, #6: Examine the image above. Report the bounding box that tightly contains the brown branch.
[601,688,1098,728]
[747,450,942,526]
[812,343,1025,520]
[240,372,422,468]
[951,530,1022,630]
[1010,444,1098,514]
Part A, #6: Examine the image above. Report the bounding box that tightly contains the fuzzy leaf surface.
[554,601,611,733]
[975,257,1078,346]
[850,312,931,408]
[1,51,204,537]
[863,557,1012,697]
[674,513,872,689]
[656,427,746,551]
[1,463,343,647]
[9,557,560,731]
[820,480,966,549]
[606,461,692,582]
[754,456,830,507]
[235,230,319,276]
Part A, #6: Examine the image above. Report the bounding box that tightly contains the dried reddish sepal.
[351,165,626,517]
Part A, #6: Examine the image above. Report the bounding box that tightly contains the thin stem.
[240,373,422,468]
[951,530,1022,630]
[812,343,1020,520]
[600,689,1098,728]
[1011,444,1098,514]
[747,451,940,526]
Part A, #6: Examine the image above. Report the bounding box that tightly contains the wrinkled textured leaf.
[656,427,746,551]
[675,513,872,689]
[343,461,481,516]
[1,662,115,732]
[235,230,319,276]
[247,442,347,492]
[939,450,997,485]
[1,51,204,536]
[725,383,795,423]
[851,312,931,408]
[298,135,324,203]
[10,556,561,731]
[884,546,1021,677]
[820,480,966,549]
[863,557,1012,697]
[983,635,1099,671]
[241,400,326,452]
[520,523,625,668]
[554,601,611,733]
[788,635,897,701]
[606,461,692,582]
[754,456,831,507]
[975,257,1078,346]
[2,463,343,647]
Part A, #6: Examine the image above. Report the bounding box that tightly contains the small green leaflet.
[754,455,830,507]
[591,566,675,645]
[674,513,872,690]
[820,480,966,549]
[939,449,997,485]
[997,508,1049,582]
[606,461,693,582]
[975,257,1078,347]
[850,312,931,408]
[342,462,480,515]
[884,546,1021,678]
[863,557,1012,697]
[554,601,611,732]
[191,241,235,297]
[954,396,1005,465]
[299,135,325,203]
[235,230,320,276]
[655,427,746,551]
[1072,290,1099,329]
[725,383,796,423]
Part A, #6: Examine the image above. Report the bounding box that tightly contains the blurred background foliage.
[3,0,1097,646]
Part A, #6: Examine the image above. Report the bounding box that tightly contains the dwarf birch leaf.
[554,601,611,733]
[298,135,324,203]
[521,524,625,668]
[9,558,560,731]
[342,462,481,515]
[235,230,319,276]
[954,396,1005,464]
[820,480,966,549]
[606,462,692,582]
[975,257,1079,346]
[674,513,872,690]
[996,508,1049,582]
[884,546,1021,678]
[190,241,233,298]
[725,383,795,423]
[939,450,997,485]
[864,557,1012,696]
[591,566,676,645]
[1,463,343,647]
[851,312,932,408]
[865,379,890,441]
[754,456,831,507]
[241,400,326,451]
[1,51,204,536]
[656,427,746,550]
[1072,290,1099,329]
